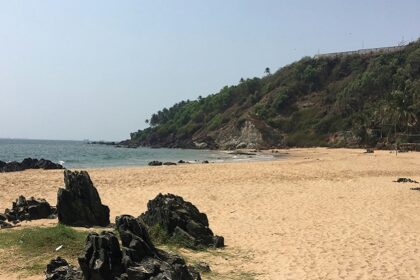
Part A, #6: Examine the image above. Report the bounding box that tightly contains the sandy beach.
[1,148,420,279]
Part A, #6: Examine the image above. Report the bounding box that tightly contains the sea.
[0,139,276,168]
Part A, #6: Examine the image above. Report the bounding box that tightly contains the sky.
[0,1,419,141]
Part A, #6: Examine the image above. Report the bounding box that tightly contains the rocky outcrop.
[3,195,56,223]
[0,158,63,173]
[45,257,83,280]
[140,193,224,248]
[209,119,284,150]
[57,170,110,227]
[75,216,200,279]
[148,161,163,166]
[78,231,124,279]
[116,215,200,280]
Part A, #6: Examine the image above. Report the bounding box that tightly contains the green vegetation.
[0,224,86,275]
[129,40,420,149]
[148,224,205,250]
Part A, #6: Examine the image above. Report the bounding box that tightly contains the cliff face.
[126,41,420,150]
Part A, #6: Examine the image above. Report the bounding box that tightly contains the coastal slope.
[127,41,420,149]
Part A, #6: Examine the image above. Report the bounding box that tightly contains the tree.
[264,67,271,75]
[240,77,245,83]
[145,119,149,124]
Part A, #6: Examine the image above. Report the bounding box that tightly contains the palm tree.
[264,67,271,75]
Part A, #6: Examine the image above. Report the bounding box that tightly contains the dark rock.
[78,231,123,280]
[57,170,110,227]
[36,158,63,170]
[46,216,199,280]
[2,161,24,172]
[45,257,83,280]
[140,193,224,248]
[21,158,39,169]
[163,162,177,166]
[0,220,13,229]
[4,195,55,223]
[1,158,63,173]
[115,215,199,280]
[395,178,419,183]
[202,160,209,164]
[178,160,186,164]
[148,161,163,166]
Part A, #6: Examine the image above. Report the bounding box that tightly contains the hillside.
[126,41,420,150]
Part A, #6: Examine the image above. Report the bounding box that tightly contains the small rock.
[163,162,177,166]
[148,160,163,166]
[395,178,419,183]
[45,257,83,280]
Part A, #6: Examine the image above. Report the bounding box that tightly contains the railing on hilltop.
[314,45,406,59]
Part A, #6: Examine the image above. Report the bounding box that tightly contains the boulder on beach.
[3,195,56,223]
[395,178,419,183]
[115,215,200,280]
[78,231,124,279]
[148,160,163,166]
[45,257,83,280]
[57,170,110,227]
[2,161,24,172]
[0,158,63,173]
[76,215,200,280]
[163,162,177,166]
[140,193,224,248]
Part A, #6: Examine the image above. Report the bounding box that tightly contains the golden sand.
[1,148,420,279]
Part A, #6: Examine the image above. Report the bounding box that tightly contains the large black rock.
[4,195,56,223]
[48,216,200,280]
[115,215,199,280]
[57,170,110,227]
[45,257,83,280]
[78,231,123,280]
[2,161,24,172]
[0,158,63,173]
[140,193,224,248]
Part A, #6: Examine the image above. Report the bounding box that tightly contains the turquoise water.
[0,139,275,168]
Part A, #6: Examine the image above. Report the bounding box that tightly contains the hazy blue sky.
[0,1,419,140]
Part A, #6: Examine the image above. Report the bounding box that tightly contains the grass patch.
[0,224,87,275]
[148,224,206,250]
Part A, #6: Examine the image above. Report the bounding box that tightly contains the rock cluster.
[0,158,63,173]
[57,170,110,227]
[74,215,200,280]
[140,193,224,248]
[3,195,56,223]
[45,257,83,280]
